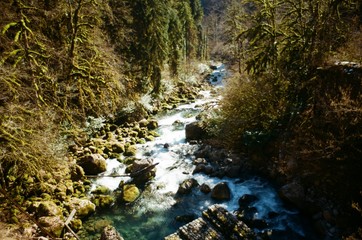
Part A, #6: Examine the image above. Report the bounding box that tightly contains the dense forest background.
[0,0,361,239]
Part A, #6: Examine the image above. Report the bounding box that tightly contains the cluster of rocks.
[21,172,97,239]
[69,118,159,175]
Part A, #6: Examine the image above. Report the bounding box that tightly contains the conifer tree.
[168,8,183,77]
[189,0,205,59]
[129,0,170,94]
[175,0,198,61]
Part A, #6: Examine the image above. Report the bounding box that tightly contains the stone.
[238,194,259,209]
[70,164,85,181]
[78,154,107,175]
[36,201,62,217]
[279,181,305,209]
[192,164,206,174]
[100,225,124,240]
[138,119,149,128]
[211,182,231,200]
[38,216,64,237]
[193,158,207,165]
[94,195,115,209]
[147,119,158,130]
[92,185,111,195]
[124,145,137,157]
[177,179,199,194]
[68,198,96,218]
[126,158,156,185]
[185,122,208,141]
[121,184,140,203]
[199,183,211,194]
[112,142,125,153]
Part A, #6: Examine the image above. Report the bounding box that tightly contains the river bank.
[0,62,215,239]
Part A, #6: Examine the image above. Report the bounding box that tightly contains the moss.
[122,184,140,203]
[124,145,137,157]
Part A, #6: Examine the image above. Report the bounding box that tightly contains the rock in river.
[211,182,231,200]
[78,153,107,175]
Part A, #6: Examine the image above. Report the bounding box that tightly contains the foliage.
[210,72,289,147]
[0,0,206,186]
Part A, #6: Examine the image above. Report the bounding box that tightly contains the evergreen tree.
[168,8,183,77]
[129,0,170,94]
[189,0,205,59]
[175,0,198,61]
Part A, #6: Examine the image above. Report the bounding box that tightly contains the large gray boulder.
[78,153,107,175]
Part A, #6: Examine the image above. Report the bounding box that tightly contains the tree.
[129,0,170,94]
[175,0,198,61]
[168,8,183,77]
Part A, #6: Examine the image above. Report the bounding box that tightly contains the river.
[82,64,317,239]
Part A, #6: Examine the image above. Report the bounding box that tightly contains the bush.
[209,71,289,148]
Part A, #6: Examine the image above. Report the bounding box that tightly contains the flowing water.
[83,64,316,239]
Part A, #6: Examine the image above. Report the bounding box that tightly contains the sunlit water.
[83,64,316,239]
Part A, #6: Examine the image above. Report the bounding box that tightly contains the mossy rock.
[149,131,160,137]
[112,142,125,153]
[38,216,64,237]
[124,145,137,157]
[68,198,96,218]
[36,201,62,217]
[145,135,155,142]
[136,138,146,144]
[121,184,140,203]
[97,195,115,209]
[91,185,111,195]
[70,218,83,232]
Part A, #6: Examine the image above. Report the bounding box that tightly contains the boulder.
[200,183,211,194]
[38,216,64,237]
[36,201,62,217]
[211,182,231,200]
[70,164,85,181]
[93,195,115,209]
[111,142,125,154]
[185,122,208,141]
[126,158,156,185]
[124,145,137,157]
[78,154,107,175]
[100,225,124,240]
[147,119,158,130]
[238,194,259,209]
[121,184,140,203]
[91,185,111,195]
[278,181,305,209]
[193,158,207,165]
[69,198,96,218]
[177,179,199,194]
